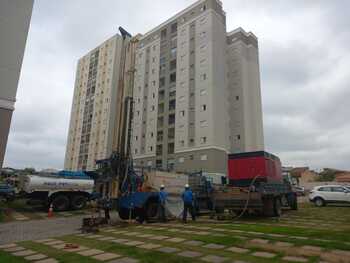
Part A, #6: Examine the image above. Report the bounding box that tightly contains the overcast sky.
[4,0,350,171]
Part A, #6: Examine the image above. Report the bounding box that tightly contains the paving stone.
[275,241,294,247]
[301,245,322,252]
[25,254,48,260]
[12,249,37,256]
[149,235,169,240]
[52,244,66,249]
[104,229,117,232]
[124,241,145,246]
[196,227,212,230]
[168,228,180,232]
[166,237,185,243]
[108,257,139,263]
[111,238,130,243]
[4,246,26,252]
[137,243,162,250]
[203,243,226,249]
[137,234,155,238]
[112,231,129,234]
[232,261,250,263]
[183,240,204,246]
[292,236,308,240]
[92,252,121,261]
[250,238,269,244]
[124,232,140,236]
[267,233,286,238]
[201,255,228,263]
[78,249,105,256]
[182,230,196,234]
[331,249,350,257]
[157,247,180,253]
[177,250,202,258]
[251,251,276,258]
[282,256,308,262]
[98,236,116,241]
[0,243,17,249]
[226,246,249,253]
[35,259,59,263]
[64,245,89,252]
[45,240,65,245]
[215,228,227,232]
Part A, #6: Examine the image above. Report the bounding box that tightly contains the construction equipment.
[189,151,298,217]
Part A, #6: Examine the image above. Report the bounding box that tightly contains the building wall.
[226,28,264,153]
[0,0,33,167]
[132,0,230,172]
[64,35,124,171]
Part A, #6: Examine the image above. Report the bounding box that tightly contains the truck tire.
[145,201,158,219]
[51,195,69,211]
[273,198,282,217]
[118,208,130,220]
[71,195,87,210]
[262,197,274,217]
[314,197,325,207]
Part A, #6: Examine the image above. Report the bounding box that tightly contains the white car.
[309,185,350,207]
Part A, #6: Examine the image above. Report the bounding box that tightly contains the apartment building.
[64,35,126,171]
[0,0,33,168]
[131,0,264,174]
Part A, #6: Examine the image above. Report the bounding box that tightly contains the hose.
[231,174,261,220]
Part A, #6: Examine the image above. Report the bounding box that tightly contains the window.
[189,154,194,160]
[170,47,177,58]
[168,114,175,125]
[168,143,175,154]
[157,131,163,142]
[319,187,332,192]
[160,57,166,64]
[150,132,154,138]
[201,104,207,111]
[169,90,176,97]
[236,95,239,100]
[152,57,155,63]
[179,140,185,147]
[169,99,176,110]
[134,149,138,154]
[200,5,206,11]
[152,80,156,86]
[170,72,176,83]
[170,59,177,71]
[158,103,164,113]
[201,73,207,80]
[171,23,177,33]
[156,145,163,155]
[159,90,165,100]
[237,135,241,140]
[200,137,207,144]
[179,157,184,163]
[200,89,207,96]
[147,160,152,166]
[159,77,165,87]
[200,154,207,161]
[149,146,153,152]
[156,159,162,168]
[200,120,208,127]
[135,136,138,141]
[151,105,155,111]
[332,187,345,192]
[180,110,185,117]
[161,28,167,38]
[168,128,175,139]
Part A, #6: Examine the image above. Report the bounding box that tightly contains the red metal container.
[228,151,282,187]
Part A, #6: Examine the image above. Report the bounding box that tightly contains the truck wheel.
[314,197,325,207]
[146,202,158,219]
[262,197,274,217]
[51,195,69,211]
[71,195,87,210]
[273,198,282,217]
[118,208,129,220]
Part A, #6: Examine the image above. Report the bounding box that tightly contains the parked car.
[309,185,350,207]
[0,183,15,201]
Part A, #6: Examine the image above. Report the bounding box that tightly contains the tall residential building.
[0,0,34,168]
[131,0,264,174]
[64,35,127,171]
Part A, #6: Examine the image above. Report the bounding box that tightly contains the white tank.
[21,175,94,194]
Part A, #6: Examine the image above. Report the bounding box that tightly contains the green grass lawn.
[0,202,349,263]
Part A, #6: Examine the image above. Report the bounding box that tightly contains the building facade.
[0,0,34,168]
[64,35,126,171]
[131,0,264,174]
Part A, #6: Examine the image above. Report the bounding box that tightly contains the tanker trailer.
[19,173,94,211]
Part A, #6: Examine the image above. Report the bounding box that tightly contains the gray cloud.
[4,0,350,171]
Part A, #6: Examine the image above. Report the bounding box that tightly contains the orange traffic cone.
[48,203,54,218]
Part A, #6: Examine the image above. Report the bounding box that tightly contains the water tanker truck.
[19,171,94,211]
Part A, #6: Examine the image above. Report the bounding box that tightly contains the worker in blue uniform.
[158,184,168,222]
[182,184,196,223]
